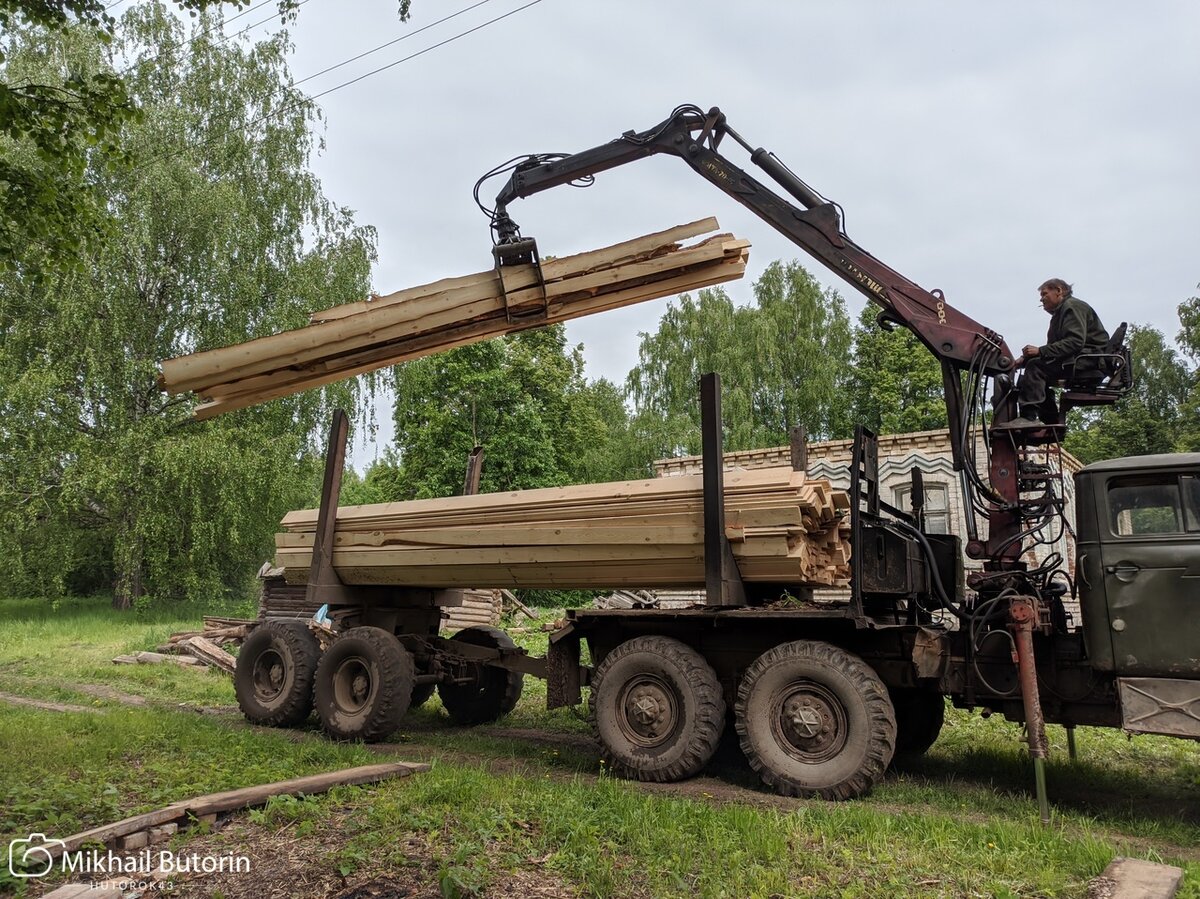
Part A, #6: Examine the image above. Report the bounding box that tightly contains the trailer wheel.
[590,635,725,783]
[735,640,896,800]
[234,621,321,727]
[890,688,945,759]
[315,627,413,741]
[439,626,524,725]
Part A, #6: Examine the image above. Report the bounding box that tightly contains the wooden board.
[275,468,851,590]
[158,220,749,419]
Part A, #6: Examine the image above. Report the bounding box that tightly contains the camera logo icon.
[9,834,65,878]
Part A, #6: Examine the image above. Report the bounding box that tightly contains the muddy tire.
[438,626,524,725]
[315,627,413,741]
[890,688,945,759]
[590,635,725,783]
[234,621,321,727]
[735,640,896,800]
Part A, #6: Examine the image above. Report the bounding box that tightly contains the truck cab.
[1075,453,1200,738]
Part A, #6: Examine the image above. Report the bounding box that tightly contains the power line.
[305,0,546,104]
[128,0,550,175]
[293,0,495,88]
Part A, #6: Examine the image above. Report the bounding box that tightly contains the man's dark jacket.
[1039,296,1109,367]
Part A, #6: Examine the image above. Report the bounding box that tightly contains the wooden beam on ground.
[35,762,429,862]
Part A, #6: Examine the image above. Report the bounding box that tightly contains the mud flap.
[1117,677,1200,739]
[546,627,582,710]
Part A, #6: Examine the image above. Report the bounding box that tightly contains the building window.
[894,482,950,535]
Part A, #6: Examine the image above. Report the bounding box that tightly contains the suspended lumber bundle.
[274,468,851,590]
[159,218,750,420]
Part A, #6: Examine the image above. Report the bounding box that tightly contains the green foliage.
[388,326,636,500]
[626,260,853,459]
[1065,324,1192,464]
[0,0,409,271]
[847,304,948,434]
[0,7,377,607]
[1175,286,1200,452]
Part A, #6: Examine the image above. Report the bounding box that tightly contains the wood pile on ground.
[158,219,749,419]
[160,616,255,650]
[115,617,250,673]
[274,468,851,589]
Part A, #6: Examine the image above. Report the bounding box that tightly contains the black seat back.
[1062,320,1132,403]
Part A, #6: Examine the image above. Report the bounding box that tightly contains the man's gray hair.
[1039,278,1073,297]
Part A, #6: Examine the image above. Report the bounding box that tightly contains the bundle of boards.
[159,218,749,419]
[274,468,851,590]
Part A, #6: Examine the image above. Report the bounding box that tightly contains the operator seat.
[1059,321,1132,415]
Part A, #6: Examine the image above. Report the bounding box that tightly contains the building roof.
[653,428,1085,475]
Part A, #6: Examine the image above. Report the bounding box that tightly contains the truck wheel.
[315,627,413,741]
[590,635,725,783]
[439,626,524,725]
[735,640,896,800]
[890,688,945,759]
[234,621,321,727]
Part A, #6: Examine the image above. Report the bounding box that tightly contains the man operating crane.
[1003,278,1111,428]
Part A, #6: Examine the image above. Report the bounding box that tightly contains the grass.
[0,595,1197,898]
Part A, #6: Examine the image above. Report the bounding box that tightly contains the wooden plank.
[187,253,746,418]
[308,217,719,323]
[181,761,428,816]
[182,636,237,674]
[36,763,428,863]
[166,220,734,396]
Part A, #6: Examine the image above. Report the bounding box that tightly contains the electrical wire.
[125,0,551,178]
[292,0,496,88]
[303,0,546,104]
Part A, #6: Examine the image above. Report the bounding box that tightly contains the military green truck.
[235,107,1199,813]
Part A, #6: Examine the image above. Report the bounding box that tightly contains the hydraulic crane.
[482,104,1129,575]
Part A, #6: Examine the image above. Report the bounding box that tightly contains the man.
[1004,278,1110,428]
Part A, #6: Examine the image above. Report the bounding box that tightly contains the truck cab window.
[1108,477,1184,536]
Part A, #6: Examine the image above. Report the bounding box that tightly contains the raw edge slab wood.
[34,762,428,861]
[181,636,237,674]
[157,219,749,419]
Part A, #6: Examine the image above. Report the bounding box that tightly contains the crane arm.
[491,105,1015,377]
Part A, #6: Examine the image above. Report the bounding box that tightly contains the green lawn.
[0,596,1196,898]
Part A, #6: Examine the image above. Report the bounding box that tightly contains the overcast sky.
[262,1,1199,468]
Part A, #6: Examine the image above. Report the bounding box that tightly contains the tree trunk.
[112,514,144,610]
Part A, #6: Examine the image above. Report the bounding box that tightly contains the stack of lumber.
[273,468,851,590]
[442,588,502,632]
[258,567,314,619]
[159,219,749,419]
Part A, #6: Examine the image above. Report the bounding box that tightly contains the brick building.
[654,429,1082,603]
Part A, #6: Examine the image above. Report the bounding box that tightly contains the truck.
[233,106,1199,816]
